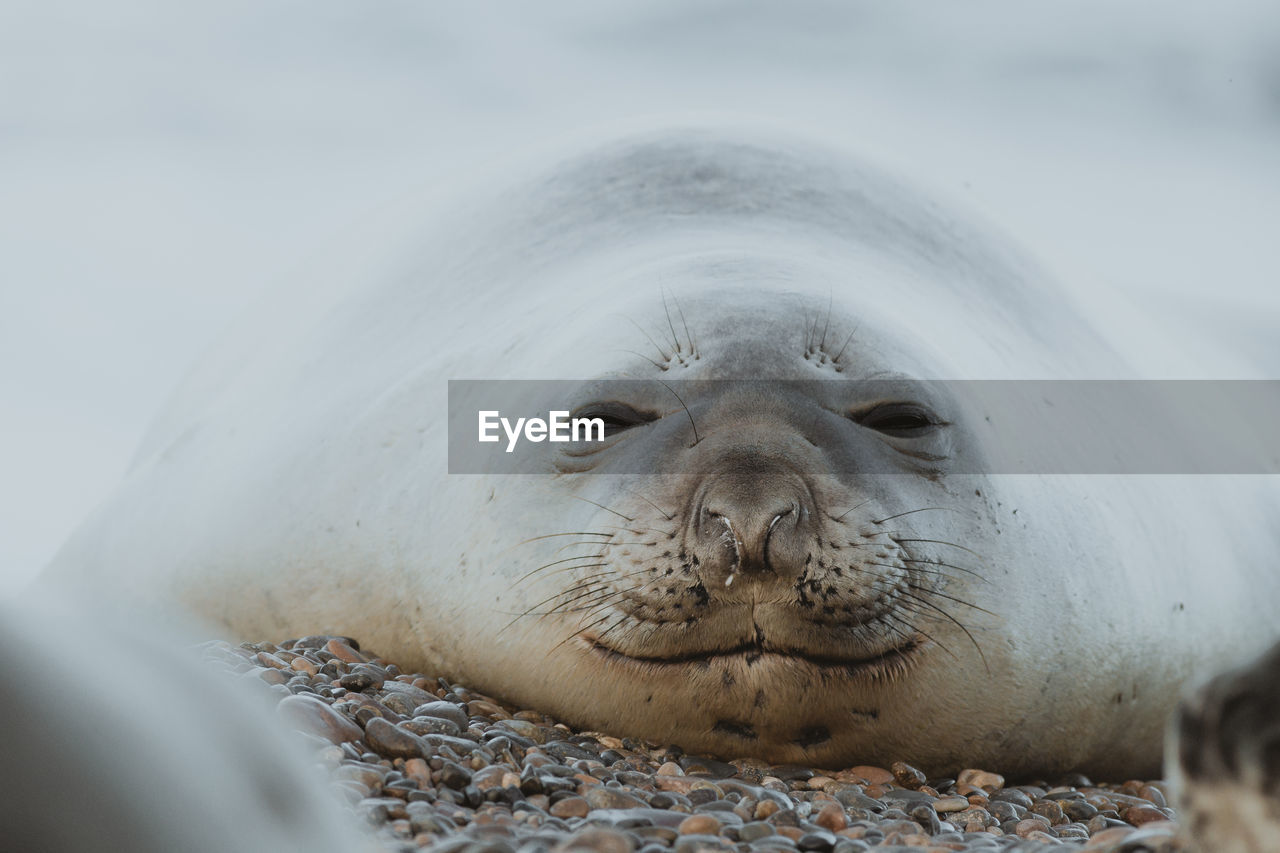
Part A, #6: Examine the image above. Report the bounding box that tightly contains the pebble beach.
[210,636,1185,853]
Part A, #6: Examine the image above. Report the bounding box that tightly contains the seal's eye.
[569,402,655,438]
[852,404,941,438]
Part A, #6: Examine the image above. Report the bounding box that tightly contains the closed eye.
[568,401,657,438]
[850,403,943,438]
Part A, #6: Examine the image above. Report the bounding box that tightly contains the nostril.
[767,503,798,534]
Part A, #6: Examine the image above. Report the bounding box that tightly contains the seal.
[1171,638,1280,852]
[44,127,1280,779]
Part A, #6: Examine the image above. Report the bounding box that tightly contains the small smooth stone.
[584,787,647,810]
[906,803,941,834]
[814,803,847,832]
[559,827,633,853]
[842,766,894,786]
[755,800,781,820]
[1031,800,1064,825]
[1013,817,1050,838]
[404,757,431,784]
[500,719,546,743]
[988,789,1033,809]
[671,835,726,853]
[833,790,884,813]
[379,680,434,705]
[1061,799,1099,821]
[933,796,969,813]
[289,656,318,675]
[414,700,470,730]
[1138,784,1167,808]
[987,801,1021,822]
[365,717,426,759]
[739,822,775,841]
[657,762,684,776]
[469,699,505,717]
[438,760,472,790]
[1122,820,1178,845]
[890,762,926,790]
[471,765,508,791]
[1083,826,1133,848]
[248,666,288,685]
[680,756,738,777]
[955,769,1005,792]
[678,815,721,835]
[325,638,367,663]
[403,716,464,738]
[339,671,376,691]
[276,694,363,744]
[334,764,383,789]
[796,830,837,850]
[550,788,588,819]
[633,827,678,844]
[1123,805,1168,826]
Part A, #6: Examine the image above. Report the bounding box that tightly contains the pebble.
[364,717,426,759]
[276,693,364,744]
[677,814,721,835]
[415,700,470,730]
[200,636,1192,852]
[932,796,969,813]
[549,797,589,819]
[890,761,927,790]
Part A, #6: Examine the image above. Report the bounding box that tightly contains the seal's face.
[499,289,1003,765]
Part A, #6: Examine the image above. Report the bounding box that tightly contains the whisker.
[657,379,700,446]
[571,495,634,522]
[832,325,859,364]
[515,561,609,587]
[900,557,988,582]
[513,531,614,546]
[611,348,667,371]
[889,537,985,559]
[507,577,621,626]
[661,289,681,355]
[897,589,990,674]
[830,498,874,523]
[621,488,676,522]
[884,608,958,663]
[871,507,962,525]
[516,554,608,583]
[551,540,645,555]
[673,293,695,356]
[624,316,672,362]
[819,291,833,350]
[548,613,614,657]
[600,522,676,538]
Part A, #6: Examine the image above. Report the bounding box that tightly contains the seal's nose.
[692,457,814,586]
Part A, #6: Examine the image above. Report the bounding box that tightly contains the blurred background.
[3,0,1278,596]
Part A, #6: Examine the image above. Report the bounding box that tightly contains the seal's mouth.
[580,632,923,682]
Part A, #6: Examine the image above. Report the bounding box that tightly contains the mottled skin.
[1171,640,1280,852]
[45,128,1280,778]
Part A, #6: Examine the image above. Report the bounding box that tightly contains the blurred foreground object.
[1172,639,1280,853]
[0,589,374,853]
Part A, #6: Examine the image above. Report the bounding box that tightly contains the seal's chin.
[579,630,923,683]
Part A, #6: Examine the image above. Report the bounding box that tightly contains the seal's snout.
[691,457,814,586]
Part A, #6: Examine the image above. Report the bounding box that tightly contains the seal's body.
[47,129,1280,777]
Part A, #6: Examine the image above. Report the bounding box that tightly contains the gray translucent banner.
[447,380,1280,474]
